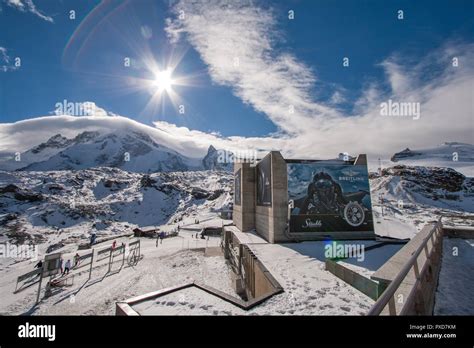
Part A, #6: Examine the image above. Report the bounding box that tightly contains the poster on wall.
[257,155,272,206]
[287,160,374,233]
[234,169,241,205]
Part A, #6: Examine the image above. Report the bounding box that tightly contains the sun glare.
[153,69,174,92]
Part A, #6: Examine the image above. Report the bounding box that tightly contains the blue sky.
[0,0,473,157]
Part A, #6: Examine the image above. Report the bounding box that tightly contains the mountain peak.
[202,145,232,171]
[207,145,217,154]
[73,131,100,143]
[31,134,71,154]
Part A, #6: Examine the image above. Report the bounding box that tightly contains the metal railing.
[367,218,443,315]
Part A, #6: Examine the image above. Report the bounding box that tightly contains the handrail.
[367,218,442,315]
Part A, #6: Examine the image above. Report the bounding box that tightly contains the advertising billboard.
[234,168,241,206]
[287,160,374,233]
[256,155,272,206]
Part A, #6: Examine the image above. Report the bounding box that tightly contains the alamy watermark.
[217,149,258,167]
[325,241,365,262]
[380,99,420,120]
[0,242,38,260]
[54,100,96,116]
[18,323,55,342]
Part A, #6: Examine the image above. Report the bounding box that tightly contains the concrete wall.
[233,162,256,232]
[255,151,289,243]
[254,260,277,298]
[326,259,380,301]
[240,244,282,300]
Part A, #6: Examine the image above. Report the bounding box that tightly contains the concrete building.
[232,151,375,243]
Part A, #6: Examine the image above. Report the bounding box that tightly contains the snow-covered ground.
[0,233,229,315]
[244,243,374,315]
[0,168,233,260]
[0,225,378,315]
[0,139,473,315]
[131,238,377,316]
[434,238,474,315]
[133,286,246,315]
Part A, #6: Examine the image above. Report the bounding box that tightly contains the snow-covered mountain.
[387,142,474,176]
[1,130,203,172]
[369,164,474,239]
[0,168,233,249]
[371,165,473,212]
[0,115,235,173]
[202,145,233,171]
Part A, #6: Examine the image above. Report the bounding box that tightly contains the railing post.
[388,297,396,315]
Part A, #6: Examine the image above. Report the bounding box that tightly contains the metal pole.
[121,246,125,269]
[36,265,44,305]
[89,251,94,280]
[108,249,112,273]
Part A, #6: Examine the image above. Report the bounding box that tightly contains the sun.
[153,68,174,92]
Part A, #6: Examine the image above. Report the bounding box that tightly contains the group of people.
[112,240,125,251]
[60,254,81,276]
[34,254,79,276]
[35,234,128,284]
[191,232,209,240]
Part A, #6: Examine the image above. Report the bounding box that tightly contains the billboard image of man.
[288,161,374,233]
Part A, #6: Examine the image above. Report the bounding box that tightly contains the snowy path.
[243,243,374,315]
[0,234,230,315]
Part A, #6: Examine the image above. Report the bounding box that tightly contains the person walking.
[63,259,71,276]
[90,232,97,246]
[34,260,43,277]
[34,260,43,269]
[73,253,80,268]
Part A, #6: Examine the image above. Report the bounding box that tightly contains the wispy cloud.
[0,46,18,72]
[165,0,338,136]
[164,0,474,159]
[3,0,53,22]
[1,1,472,164]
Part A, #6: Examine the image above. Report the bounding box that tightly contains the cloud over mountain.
[164,0,474,159]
